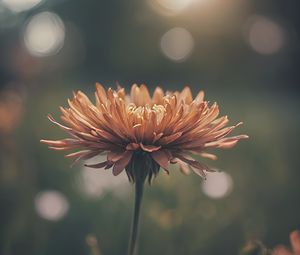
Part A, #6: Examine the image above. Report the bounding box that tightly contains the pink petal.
[199,152,217,160]
[178,160,190,175]
[204,135,249,149]
[65,150,91,158]
[126,143,140,150]
[290,231,300,255]
[85,161,109,169]
[112,150,133,176]
[140,143,161,152]
[190,166,206,178]
[158,132,182,145]
[105,161,114,169]
[194,90,204,104]
[66,150,100,166]
[107,151,126,162]
[151,150,171,170]
[174,153,208,178]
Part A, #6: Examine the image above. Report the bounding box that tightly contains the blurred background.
[0,0,299,254]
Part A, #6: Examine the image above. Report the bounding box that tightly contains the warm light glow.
[202,172,233,199]
[35,190,69,221]
[160,27,194,62]
[80,156,129,198]
[2,0,42,13]
[149,0,192,15]
[23,12,65,57]
[246,15,284,55]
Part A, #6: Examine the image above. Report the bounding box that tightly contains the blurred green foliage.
[1,85,299,255]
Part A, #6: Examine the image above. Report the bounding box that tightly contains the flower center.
[127,103,166,124]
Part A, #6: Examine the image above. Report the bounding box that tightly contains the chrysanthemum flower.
[41,83,248,255]
[41,83,248,182]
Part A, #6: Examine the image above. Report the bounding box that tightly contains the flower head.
[41,83,248,183]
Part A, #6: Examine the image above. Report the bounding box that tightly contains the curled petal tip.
[163,168,170,175]
[84,161,108,169]
[140,143,161,152]
[200,152,218,161]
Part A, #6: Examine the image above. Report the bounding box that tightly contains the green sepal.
[125,151,160,184]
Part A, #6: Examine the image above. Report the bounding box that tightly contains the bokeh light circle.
[202,172,233,199]
[35,190,69,221]
[80,156,129,199]
[23,12,65,57]
[2,0,43,13]
[160,27,194,62]
[246,16,285,55]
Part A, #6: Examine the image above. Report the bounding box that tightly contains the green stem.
[128,177,144,255]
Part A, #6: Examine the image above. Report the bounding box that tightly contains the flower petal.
[290,230,300,254]
[112,150,133,176]
[151,150,171,171]
[173,153,209,178]
[66,150,100,166]
[152,87,164,104]
[158,132,182,145]
[190,166,206,179]
[204,135,249,149]
[126,143,140,150]
[140,143,161,152]
[85,161,109,169]
[194,90,204,104]
[199,152,217,160]
[107,151,126,162]
[178,160,190,175]
[179,86,193,104]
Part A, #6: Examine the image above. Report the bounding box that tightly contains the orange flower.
[41,83,248,182]
[273,231,300,255]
